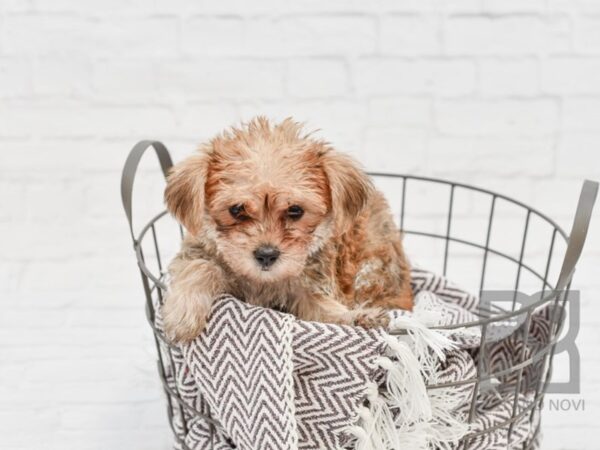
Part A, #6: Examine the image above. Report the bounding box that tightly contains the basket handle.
[555,179,599,291]
[121,140,174,242]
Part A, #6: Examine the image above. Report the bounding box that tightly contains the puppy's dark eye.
[229,204,247,220]
[286,205,304,220]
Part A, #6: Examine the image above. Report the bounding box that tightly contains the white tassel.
[359,405,386,450]
[376,344,431,426]
[388,314,456,359]
[365,383,401,450]
[396,421,429,449]
[387,315,456,376]
[382,313,469,449]
[357,406,376,439]
[427,387,471,447]
[345,425,371,450]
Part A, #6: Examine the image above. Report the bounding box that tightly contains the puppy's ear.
[320,149,373,232]
[164,153,209,236]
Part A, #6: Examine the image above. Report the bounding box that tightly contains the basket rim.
[134,173,571,330]
[369,172,568,242]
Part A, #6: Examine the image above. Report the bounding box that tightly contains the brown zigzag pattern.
[291,320,385,449]
[181,297,297,450]
[155,269,554,449]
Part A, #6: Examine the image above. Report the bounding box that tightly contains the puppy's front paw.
[352,308,390,329]
[162,294,212,344]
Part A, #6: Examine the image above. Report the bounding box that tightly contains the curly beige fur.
[162,117,412,343]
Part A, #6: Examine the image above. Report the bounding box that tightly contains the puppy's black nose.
[253,245,280,269]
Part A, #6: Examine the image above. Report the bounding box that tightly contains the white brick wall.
[1,1,599,449]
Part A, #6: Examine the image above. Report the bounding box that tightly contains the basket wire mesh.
[121,141,598,450]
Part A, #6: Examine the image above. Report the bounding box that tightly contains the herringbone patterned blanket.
[157,269,552,449]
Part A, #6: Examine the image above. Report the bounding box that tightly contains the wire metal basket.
[121,140,598,449]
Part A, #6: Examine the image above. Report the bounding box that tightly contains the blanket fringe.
[428,388,470,447]
[388,314,456,372]
[348,314,468,450]
[377,342,431,424]
[366,383,401,450]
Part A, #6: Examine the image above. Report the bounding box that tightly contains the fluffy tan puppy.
[163,117,413,343]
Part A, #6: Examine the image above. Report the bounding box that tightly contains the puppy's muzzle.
[253,245,280,269]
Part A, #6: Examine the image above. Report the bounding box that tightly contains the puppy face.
[165,117,372,283]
